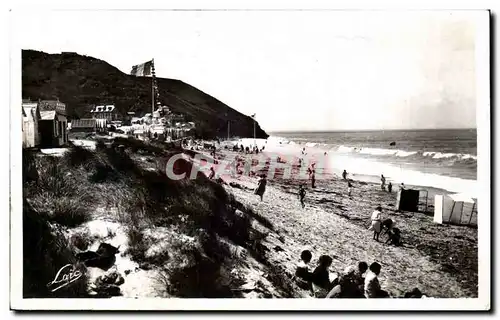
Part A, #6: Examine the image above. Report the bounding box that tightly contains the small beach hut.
[433,193,477,226]
[396,189,421,212]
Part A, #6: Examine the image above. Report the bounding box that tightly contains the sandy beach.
[198,147,478,298]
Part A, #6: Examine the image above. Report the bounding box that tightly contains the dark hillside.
[22,50,268,139]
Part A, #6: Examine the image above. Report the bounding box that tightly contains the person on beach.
[367,206,383,241]
[380,174,386,190]
[298,185,306,208]
[254,175,267,201]
[208,166,216,180]
[294,250,313,290]
[342,170,348,180]
[400,183,405,190]
[308,165,316,188]
[364,262,390,298]
[381,218,394,235]
[327,262,368,298]
[388,182,393,193]
[311,255,335,297]
[385,228,402,246]
[347,180,353,197]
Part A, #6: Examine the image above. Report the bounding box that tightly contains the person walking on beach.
[308,166,316,189]
[254,175,267,201]
[342,170,348,180]
[367,206,383,241]
[380,174,386,191]
[208,166,216,180]
[347,180,353,197]
[298,185,306,208]
[400,182,405,190]
[387,182,392,193]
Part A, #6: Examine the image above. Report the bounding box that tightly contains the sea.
[265,129,477,197]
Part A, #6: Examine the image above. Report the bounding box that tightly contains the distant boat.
[390,141,396,146]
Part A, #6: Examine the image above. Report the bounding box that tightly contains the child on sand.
[388,182,392,193]
[367,206,383,241]
[380,174,386,191]
[298,185,306,208]
[342,170,348,180]
[294,250,313,290]
[364,262,390,298]
[385,228,402,246]
[208,166,216,180]
[254,175,267,201]
[327,262,368,298]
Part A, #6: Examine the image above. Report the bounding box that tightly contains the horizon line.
[267,128,477,133]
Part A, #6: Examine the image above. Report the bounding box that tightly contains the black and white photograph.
[9,5,491,311]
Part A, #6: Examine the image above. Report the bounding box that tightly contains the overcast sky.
[14,10,481,131]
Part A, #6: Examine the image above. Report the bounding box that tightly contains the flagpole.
[151,59,155,117]
[253,114,256,147]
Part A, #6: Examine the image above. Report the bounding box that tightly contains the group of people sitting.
[294,250,391,298]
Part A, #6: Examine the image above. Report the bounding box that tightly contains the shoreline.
[215,137,477,198]
[203,147,478,298]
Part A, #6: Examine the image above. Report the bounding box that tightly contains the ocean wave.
[334,145,477,162]
[266,136,476,165]
[422,151,477,160]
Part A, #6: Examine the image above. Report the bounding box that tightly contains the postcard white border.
[8,1,492,312]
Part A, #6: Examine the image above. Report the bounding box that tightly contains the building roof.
[39,100,66,112]
[91,105,115,113]
[40,110,56,120]
[71,119,97,128]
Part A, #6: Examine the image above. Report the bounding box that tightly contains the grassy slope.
[21,50,268,139]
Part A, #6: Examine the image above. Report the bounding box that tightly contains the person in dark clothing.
[364,262,390,298]
[347,180,353,197]
[381,218,394,236]
[312,255,334,294]
[308,165,316,188]
[208,167,216,180]
[385,228,402,246]
[298,185,306,208]
[342,170,348,180]
[388,182,393,193]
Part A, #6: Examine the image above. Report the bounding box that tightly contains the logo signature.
[47,264,83,292]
